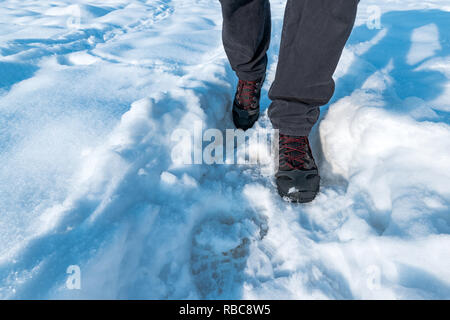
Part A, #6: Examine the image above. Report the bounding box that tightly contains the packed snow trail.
[0,0,449,299]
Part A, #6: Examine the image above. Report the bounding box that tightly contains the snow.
[0,0,449,299]
[407,24,441,65]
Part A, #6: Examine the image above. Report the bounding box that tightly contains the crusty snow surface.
[0,0,449,299]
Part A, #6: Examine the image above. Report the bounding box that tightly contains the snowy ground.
[0,0,449,299]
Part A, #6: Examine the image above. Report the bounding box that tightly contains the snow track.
[0,0,449,299]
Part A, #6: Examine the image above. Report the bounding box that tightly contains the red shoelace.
[279,135,309,170]
[236,79,259,110]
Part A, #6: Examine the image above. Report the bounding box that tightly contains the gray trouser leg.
[219,0,271,81]
[268,0,359,136]
[220,0,358,135]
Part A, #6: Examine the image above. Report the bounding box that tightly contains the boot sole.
[276,187,319,203]
[275,169,320,203]
[232,103,259,131]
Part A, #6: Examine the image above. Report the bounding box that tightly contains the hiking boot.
[276,134,320,203]
[232,77,264,130]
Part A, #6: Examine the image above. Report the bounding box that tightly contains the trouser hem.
[235,70,266,82]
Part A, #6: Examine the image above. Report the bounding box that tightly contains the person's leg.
[268,0,359,136]
[219,0,271,81]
